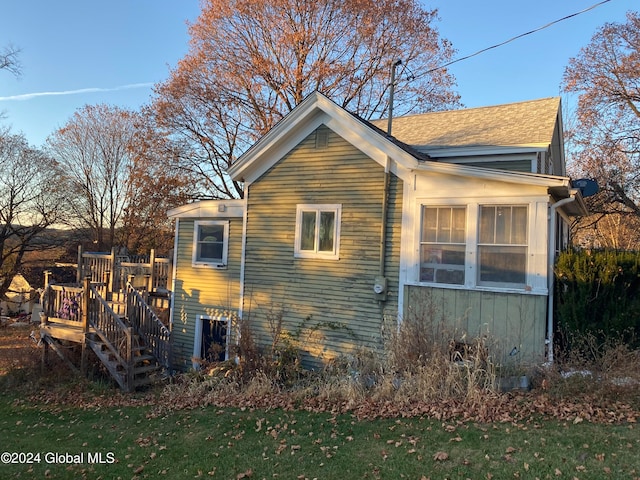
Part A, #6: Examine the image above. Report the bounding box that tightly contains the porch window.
[192,220,229,268]
[295,204,341,259]
[478,205,528,286]
[420,206,466,285]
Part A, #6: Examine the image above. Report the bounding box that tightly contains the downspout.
[546,193,576,364]
[379,157,391,280]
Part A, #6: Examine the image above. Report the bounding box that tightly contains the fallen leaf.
[236,469,253,479]
[433,451,449,461]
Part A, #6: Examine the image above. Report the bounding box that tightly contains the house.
[167,92,587,371]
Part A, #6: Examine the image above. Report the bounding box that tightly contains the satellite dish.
[571,178,599,198]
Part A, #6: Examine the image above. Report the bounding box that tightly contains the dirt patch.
[0,321,40,376]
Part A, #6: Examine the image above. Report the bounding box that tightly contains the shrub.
[555,249,640,347]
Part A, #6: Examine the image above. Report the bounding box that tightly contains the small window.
[295,204,341,259]
[478,205,528,286]
[192,220,229,268]
[420,206,466,285]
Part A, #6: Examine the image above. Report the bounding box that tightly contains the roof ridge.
[374,96,560,123]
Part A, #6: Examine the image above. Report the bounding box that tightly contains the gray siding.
[242,125,402,365]
[171,217,242,370]
[404,285,547,365]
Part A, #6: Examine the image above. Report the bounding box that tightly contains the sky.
[0,0,635,148]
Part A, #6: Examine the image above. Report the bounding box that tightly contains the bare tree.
[0,44,21,77]
[0,128,65,300]
[47,105,136,251]
[563,11,640,246]
[152,0,460,199]
[118,110,196,255]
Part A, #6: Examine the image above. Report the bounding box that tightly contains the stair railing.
[88,283,134,390]
[125,282,171,371]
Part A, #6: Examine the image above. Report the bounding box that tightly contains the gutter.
[546,192,577,364]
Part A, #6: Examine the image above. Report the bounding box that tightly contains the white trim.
[168,199,244,219]
[294,204,342,260]
[192,314,230,369]
[410,196,548,295]
[192,220,230,268]
[423,145,548,158]
[237,191,249,322]
[168,217,180,331]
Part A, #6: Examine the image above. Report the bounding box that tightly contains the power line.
[429,0,613,73]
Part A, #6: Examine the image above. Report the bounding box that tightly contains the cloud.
[0,82,154,101]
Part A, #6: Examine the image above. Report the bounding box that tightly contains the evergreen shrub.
[554,249,640,349]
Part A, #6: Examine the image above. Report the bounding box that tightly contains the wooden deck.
[40,251,172,392]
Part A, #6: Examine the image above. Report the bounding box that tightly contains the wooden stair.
[40,278,171,393]
[87,332,162,391]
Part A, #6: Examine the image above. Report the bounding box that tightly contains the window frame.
[419,205,467,285]
[294,204,342,260]
[416,201,532,291]
[477,204,529,288]
[192,220,230,268]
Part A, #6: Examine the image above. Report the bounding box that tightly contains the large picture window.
[478,205,528,286]
[420,206,466,284]
[192,220,229,268]
[295,204,341,259]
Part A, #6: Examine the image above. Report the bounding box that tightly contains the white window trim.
[476,204,529,289]
[414,197,544,293]
[192,220,230,268]
[294,204,342,260]
[192,315,230,369]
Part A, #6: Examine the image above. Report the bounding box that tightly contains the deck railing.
[126,282,171,371]
[41,284,84,325]
[78,247,172,296]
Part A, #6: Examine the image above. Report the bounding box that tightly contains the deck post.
[80,276,91,375]
[148,249,156,292]
[109,247,116,296]
[40,310,49,371]
[126,326,134,392]
[76,245,83,284]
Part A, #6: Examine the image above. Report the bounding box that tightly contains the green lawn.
[1,393,638,480]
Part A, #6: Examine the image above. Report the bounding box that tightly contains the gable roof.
[371,97,562,152]
[226,92,581,208]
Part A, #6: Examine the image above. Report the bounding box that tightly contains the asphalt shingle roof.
[370,97,561,151]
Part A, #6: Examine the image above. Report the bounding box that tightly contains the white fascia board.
[227,92,328,181]
[228,91,421,184]
[423,145,547,158]
[167,199,245,219]
[412,161,571,188]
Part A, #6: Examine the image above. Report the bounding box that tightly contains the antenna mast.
[387,59,402,136]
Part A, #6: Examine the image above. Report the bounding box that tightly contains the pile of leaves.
[148,369,639,426]
[3,324,639,426]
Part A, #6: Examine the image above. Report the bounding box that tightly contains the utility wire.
[429,0,613,73]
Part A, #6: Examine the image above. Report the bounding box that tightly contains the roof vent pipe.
[387,59,403,136]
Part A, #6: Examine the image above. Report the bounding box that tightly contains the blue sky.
[0,0,634,148]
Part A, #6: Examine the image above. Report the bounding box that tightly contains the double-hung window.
[420,206,466,285]
[419,203,530,289]
[192,220,229,268]
[478,205,528,287]
[295,204,341,259]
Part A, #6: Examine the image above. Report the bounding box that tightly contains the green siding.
[171,217,242,370]
[243,125,402,365]
[461,159,533,172]
[404,285,547,365]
